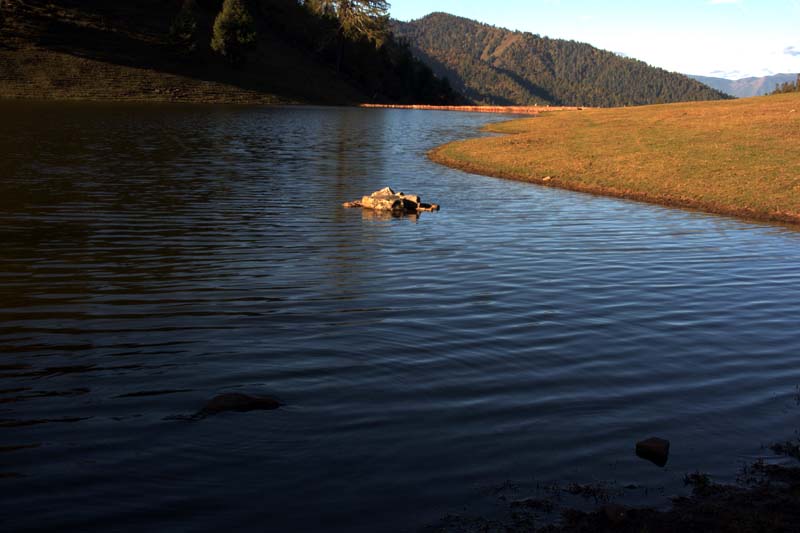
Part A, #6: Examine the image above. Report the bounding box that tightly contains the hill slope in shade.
[393,12,730,107]
[0,0,351,104]
[690,73,800,98]
[0,0,459,105]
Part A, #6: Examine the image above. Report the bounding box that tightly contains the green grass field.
[431,93,800,224]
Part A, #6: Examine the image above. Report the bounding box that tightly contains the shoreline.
[0,49,298,106]
[429,94,800,227]
[359,103,584,115]
[429,144,800,227]
[428,459,800,532]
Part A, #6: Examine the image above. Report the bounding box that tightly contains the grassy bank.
[0,48,302,105]
[430,93,800,225]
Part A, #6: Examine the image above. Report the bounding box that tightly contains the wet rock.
[343,187,439,214]
[636,437,670,467]
[197,393,282,418]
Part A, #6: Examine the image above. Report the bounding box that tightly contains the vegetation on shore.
[0,0,460,105]
[430,92,800,225]
[393,12,730,107]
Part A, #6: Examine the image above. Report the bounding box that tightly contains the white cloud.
[711,69,743,78]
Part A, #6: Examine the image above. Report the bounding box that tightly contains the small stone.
[542,176,552,182]
[636,437,670,467]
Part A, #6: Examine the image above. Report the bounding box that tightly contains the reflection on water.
[2,102,800,532]
[361,209,424,222]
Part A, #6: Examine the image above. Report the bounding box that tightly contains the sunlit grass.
[430,94,800,224]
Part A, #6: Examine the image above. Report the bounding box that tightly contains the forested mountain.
[690,73,800,98]
[393,12,730,107]
[0,0,460,105]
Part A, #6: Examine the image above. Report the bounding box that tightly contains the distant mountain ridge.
[689,73,800,98]
[392,12,729,107]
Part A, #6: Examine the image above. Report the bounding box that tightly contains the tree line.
[171,0,461,104]
[771,74,800,95]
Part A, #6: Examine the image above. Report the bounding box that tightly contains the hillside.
[690,73,800,98]
[0,0,459,105]
[393,12,730,107]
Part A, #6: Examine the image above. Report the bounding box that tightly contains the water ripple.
[2,103,800,532]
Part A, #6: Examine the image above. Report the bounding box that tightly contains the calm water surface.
[2,102,800,532]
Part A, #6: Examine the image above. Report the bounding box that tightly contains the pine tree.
[211,0,257,64]
[306,0,389,45]
[304,1,389,73]
[170,0,199,53]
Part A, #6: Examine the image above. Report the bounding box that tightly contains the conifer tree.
[306,0,389,45]
[305,0,389,72]
[170,0,199,53]
[211,0,257,63]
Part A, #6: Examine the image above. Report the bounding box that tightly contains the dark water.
[2,102,800,532]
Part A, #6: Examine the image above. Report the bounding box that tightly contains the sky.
[390,0,800,79]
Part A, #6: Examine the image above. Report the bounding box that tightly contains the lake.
[2,102,799,532]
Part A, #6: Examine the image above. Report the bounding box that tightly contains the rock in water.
[197,393,281,418]
[636,437,670,467]
[343,187,439,214]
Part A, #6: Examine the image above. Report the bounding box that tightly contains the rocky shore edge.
[426,445,800,532]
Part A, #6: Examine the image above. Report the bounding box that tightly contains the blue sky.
[390,0,800,79]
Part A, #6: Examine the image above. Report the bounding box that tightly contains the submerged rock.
[636,437,670,467]
[343,187,439,214]
[195,393,282,418]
